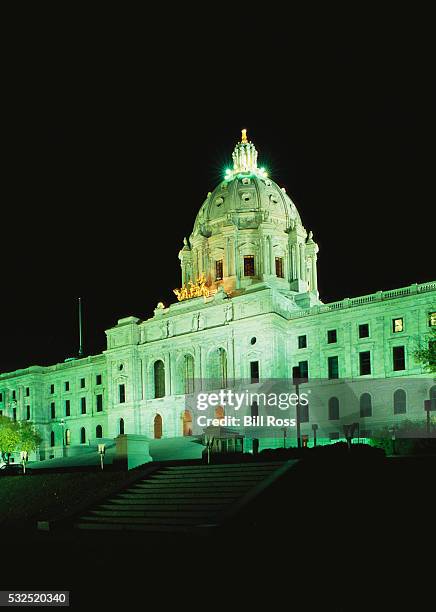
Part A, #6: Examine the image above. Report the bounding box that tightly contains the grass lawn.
[0,467,153,526]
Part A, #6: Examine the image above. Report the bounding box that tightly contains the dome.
[178,130,319,299]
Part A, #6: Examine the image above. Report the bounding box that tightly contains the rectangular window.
[393,346,406,371]
[96,374,102,386]
[328,356,339,379]
[393,318,404,333]
[25,387,30,397]
[250,361,259,384]
[359,323,369,338]
[298,335,307,349]
[275,257,284,278]
[12,390,16,400]
[243,255,255,277]
[298,360,309,382]
[300,403,309,423]
[0,410,3,416]
[359,351,371,375]
[65,399,71,417]
[50,402,55,419]
[327,329,337,344]
[119,384,126,404]
[80,378,85,389]
[81,397,86,414]
[215,259,223,281]
[13,408,16,421]
[65,381,70,392]
[429,312,436,327]
[96,394,103,412]
[50,384,54,394]
[0,393,3,402]
[26,405,30,420]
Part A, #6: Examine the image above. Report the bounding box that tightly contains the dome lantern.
[226,129,267,179]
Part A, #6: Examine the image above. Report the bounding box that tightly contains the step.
[130,484,254,492]
[144,476,266,484]
[156,467,278,477]
[160,462,283,471]
[98,503,226,512]
[148,472,275,482]
[78,515,202,526]
[75,522,197,533]
[89,509,212,519]
[116,492,239,501]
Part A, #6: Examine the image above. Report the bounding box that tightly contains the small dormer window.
[215,197,224,207]
[242,177,251,185]
[241,192,251,202]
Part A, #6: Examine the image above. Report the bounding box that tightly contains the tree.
[414,326,436,373]
[18,421,42,473]
[0,416,20,463]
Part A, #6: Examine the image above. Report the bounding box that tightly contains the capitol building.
[1,131,435,460]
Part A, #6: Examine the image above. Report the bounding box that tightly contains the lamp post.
[293,365,308,450]
[389,426,396,455]
[59,419,65,458]
[98,443,106,471]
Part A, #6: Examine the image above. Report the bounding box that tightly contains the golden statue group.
[173,274,211,301]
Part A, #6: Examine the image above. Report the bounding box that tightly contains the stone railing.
[290,281,436,319]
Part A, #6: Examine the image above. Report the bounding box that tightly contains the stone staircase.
[74,461,290,533]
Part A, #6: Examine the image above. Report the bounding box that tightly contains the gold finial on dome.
[241,128,248,143]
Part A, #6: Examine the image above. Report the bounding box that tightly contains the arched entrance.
[215,406,225,419]
[154,414,163,439]
[183,410,193,436]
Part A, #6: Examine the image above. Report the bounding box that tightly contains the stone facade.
[1,133,435,458]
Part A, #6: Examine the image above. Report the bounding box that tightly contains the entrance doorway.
[154,414,163,439]
[183,410,193,436]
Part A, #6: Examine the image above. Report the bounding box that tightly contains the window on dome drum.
[250,361,259,384]
[26,387,30,396]
[80,378,85,389]
[298,335,307,349]
[327,329,337,344]
[50,402,55,419]
[50,384,54,394]
[360,393,372,417]
[393,346,406,371]
[393,318,404,333]
[65,381,70,392]
[429,312,436,327]
[80,427,86,444]
[96,425,102,439]
[119,384,126,404]
[275,257,284,278]
[65,399,70,417]
[96,374,102,385]
[359,351,371,375]
[298,360,309,381]
[328,356,339,379]
[154,360,165,398]
[359,323,369,338]
[243,255,255,277]
[394,389,407,414]
[26,405,30,420]
[96,394,103,412]
[215,259,223,281]
[328,397,340,420]
[81,397,86,414]
[300,402,309,423]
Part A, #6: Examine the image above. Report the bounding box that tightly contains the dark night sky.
[2,8,435,372]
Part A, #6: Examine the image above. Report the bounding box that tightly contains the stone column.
[269,236,275,276]
[299,243,306,281]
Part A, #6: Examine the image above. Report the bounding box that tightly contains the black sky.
[2,7,435,372]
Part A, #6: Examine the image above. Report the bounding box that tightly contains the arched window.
[360,393,372,417]
[251,401,259,418]
[184,355,195,394]
[394,389,407,414]
[80,427,86,444]
[50,431,55,447]
[183,410,193,436]
[215,406,225,419]
[328,397,340,420]
[154,360,165,398]
[119,418,124,435]
[154,414,163,439]
[65,429,71,446]
[96,425,103,439]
